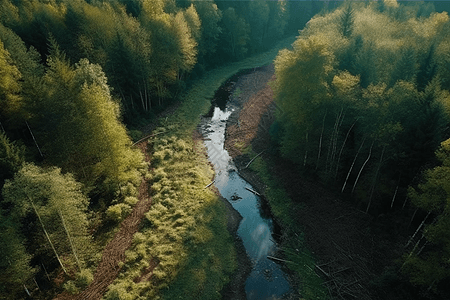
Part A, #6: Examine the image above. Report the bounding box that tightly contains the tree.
[2,163,92,279]
[219,7,250,60]
[274,34,334,164]
[0,131,25,186]
[192,0,222,68]
[416,43,437,92]
[339,2,355,38]
[404,139,450,293]
[0,216,35,298]
[245,0,270,53]
[28,40,144,195]
[388,46,416,87]
[0,40,21,127]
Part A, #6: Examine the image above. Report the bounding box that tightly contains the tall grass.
[103,36,297,300]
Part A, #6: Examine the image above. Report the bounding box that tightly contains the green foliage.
[0,40,21,124]
[104,37,293,299]
[63,280,79,295]
[339,2,355,38]
[220,7,250,60]
[76,268,94,289]
[25,43,144,196]
[0,131,25,184]
[0,216,35,297]
[106,203,132,222]
[403,139,450,292]
[273,1,450,215]
[2,163,93,272]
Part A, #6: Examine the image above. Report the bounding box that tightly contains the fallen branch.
[244,150,265,169]
[245,187,260,196]
[132,131,167,147]
[315,264,330,278]
[204,180,215,189]
[267,255,297,264]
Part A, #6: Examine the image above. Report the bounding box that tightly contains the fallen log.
[245,187,260,196]
[132,131,167,146]
[267,255,297,265]
[315,264,330,278]
[244,150,265,169]
[204,180,215,189]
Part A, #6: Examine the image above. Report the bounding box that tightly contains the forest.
[1,0,450,299]
[0,0,311,299]
[271,0,450,298]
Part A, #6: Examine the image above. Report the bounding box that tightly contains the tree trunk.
[58,208,81,272]
[330,108,345,173]
[28,195,67,274]
[335,117,359,179]
[316,110,327,170]
[26,121,43,158]
[342,137,366,193]
[405,211,430,248]
[352,140,374,194]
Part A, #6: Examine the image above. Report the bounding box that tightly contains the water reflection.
[199,87,292,299]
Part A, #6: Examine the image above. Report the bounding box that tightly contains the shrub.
[120,182,137,197]
[63,280,79,295]
[76,269,94,289]
[124,196,138,206]
[106,203,132,222]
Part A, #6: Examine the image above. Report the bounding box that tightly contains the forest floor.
[53,140,153,300]
[224,64,385,300]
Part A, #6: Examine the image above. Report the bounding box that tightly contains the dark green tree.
[339,3,355,38]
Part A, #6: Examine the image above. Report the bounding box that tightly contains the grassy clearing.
[103,36,297,300]
[245,147,329,300]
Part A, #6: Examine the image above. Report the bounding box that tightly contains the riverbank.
[224,65,378,299]
[92,36,297,300]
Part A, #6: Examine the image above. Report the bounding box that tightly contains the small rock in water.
[230,193,242,201]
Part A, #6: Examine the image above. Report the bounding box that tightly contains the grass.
[245,147,329,300]
[103,36,297,300]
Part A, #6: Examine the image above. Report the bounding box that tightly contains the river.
[199,71,293,300]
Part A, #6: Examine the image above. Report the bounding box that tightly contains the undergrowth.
[103,36,296,300]
[246,147,329,300]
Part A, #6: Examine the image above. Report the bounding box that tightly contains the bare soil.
[225,64,380,300]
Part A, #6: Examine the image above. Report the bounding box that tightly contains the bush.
[63,280,79,295]
[76,269,94,289]
[128,130,143,142]
[106,203,132,222]
[120,182,137,197]
[124,196,139,206]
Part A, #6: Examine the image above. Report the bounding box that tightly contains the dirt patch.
[53,141,153,300]
[225,64,379,299]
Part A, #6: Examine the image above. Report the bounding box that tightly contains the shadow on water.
[199,68,293,300]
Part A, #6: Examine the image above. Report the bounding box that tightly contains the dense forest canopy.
[272,0,450,297]
[0,0,313,298]
[2,0,450,299]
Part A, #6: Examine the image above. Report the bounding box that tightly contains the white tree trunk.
[352,140,374,194]
[28,195,67,274]
[316,110,327,170]
[342,137,366,193]
[335,117,359,179]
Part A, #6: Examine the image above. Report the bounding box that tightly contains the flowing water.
[199,73,293,299]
